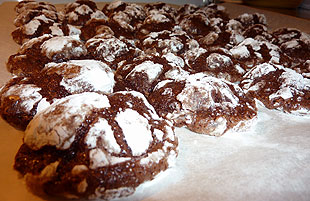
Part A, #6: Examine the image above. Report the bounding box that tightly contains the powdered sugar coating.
[24,92,111,150]
[177,73,242,111]
[64,1,103,26]
[18,34,52,54]
[40,36,87,59]
[126,61,163,83]
[89,148,131,169]
[230,38,282,68]
[145,10,170,24]
[43,60,115,94]
[116,109,153,156]
[149,73,257,136]
[235,13,267,28]
[85,118,121,153]
[3,84,42,112]
[241,63,310,115]
[24,15,53,35]
[15,90,178,200]
[206,53,233,69]
[141,30,189,55]
[183,39,207,66]
[85,35,129,63]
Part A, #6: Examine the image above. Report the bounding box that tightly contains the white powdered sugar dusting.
[49,23,64,36]
[85,118,121,153]
[183,40,207,66]
[86,37,128,63]
[243,63,279,80]
[24,92,111,150]
[67,24,82,36]
[45,60,115,94]
[19,34,52,54]
[75,4,93,15]
[112,12,134,31]
[206,53,233,69]
[24,19,41,35]
[91,10,107,20]
[4,84,42,112]
[163,53,185,68]
[153,129,164,141]
[126,61,163,83]
[157,36,184,54]
[107,0,123,10]
[146,10,170,23]
[115,109,153,156]
[281,40,300,49]
[89,148,131,169]
[36,98,51,113]
[269,68,310,100]
[27,15,52,31]
[139,149,165,165]
[122,91,160,121]
[41,36,86,59]
[177,73,241,111]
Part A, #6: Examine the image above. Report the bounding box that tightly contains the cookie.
[14,1,57,15]
[0,77,47,130]
[85,33,141,70]
[175,3,198,23]
[235,13,267,29]
[179,11,214,39]
[108,2,146,39]
[14,6,60,27]
[148,73,257,136]
[1,59,115,130]
[185,47,246,82]
[11,15,59,45]
[114,55,176,96]
[229,37,290,69]
[7,35,87,76]
[63,0,106,26]
[80,18,111,41]
[137,8,175,38]
[139,28,190,56]
[241,62,310,115]
[14,91,178,199]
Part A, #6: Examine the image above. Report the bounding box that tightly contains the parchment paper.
[0,2,309,201]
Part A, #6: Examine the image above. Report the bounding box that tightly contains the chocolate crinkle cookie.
[139,28,191,56]
[229,37,291,70]
[108,2,147,39]
[0,59,115,130]
[274,28,310,68]
[184,47,247,82]
[11,0,66,45]
[241,63,310,115]
[13,3,60,27]
[11,15,61,45]
[62,0,107,26]
[14,91,178,200]
[14,1,57,14]
[148,73,257,136]
[114,54,181,96]
[7,34,88,76]
[235,12,267,29]
[85,33,142,70]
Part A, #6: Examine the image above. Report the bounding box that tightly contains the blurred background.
[225,0,310,19]
[0,0,309,19]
